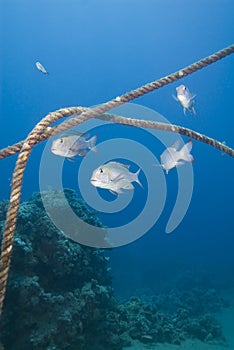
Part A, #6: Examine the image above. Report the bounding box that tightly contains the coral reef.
[0,190,124,350]
[151,286,228,315]
[0,190,228,349]
[118,297,184,345]
[116,296,226,346]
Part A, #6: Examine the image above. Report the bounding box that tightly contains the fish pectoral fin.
[191,106,197,118]
[69,146,78,152]
[172,94,178,102]
[111,174,125,182]
[190,93,196,100]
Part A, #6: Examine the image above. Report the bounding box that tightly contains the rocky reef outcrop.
[0,190,228,349]
[0,190,126,350]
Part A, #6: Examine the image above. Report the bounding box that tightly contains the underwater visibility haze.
[0,0,234,349]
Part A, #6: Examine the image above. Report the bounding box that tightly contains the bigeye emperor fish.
[174,85,197,117]
[90,161,142,195]
[160,140,194,174]
[35,61,49,74]
[51,131,97,160]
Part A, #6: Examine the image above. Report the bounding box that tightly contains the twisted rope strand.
[0,109,233,158]
[0,107,86,160]
[1,45,233,160]
[0,108,80,316]
[0,44,233,318]
[50,44,234,129]
[100,114,234,157]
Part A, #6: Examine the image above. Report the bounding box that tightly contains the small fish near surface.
[35,61,49,75]
[174,85,197,117]
[51,131,97,160]
[90,161,142,195]
[160,140,194,174]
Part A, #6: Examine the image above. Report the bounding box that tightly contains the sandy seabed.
[124,294,234,350]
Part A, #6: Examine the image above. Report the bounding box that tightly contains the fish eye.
[99,168,103,173]
[60,138,64,143]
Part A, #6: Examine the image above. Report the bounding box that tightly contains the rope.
[0,109,234,158]
[0,107,86,160]
[0,108,79,316]
[44,45,234,132]
[0,44,233,318]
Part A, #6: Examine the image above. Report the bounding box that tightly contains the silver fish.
[35,61,49,74]
[90,161,142,195]
[160,140,194,174]
[174,85,196,116]
[51,131,97,160]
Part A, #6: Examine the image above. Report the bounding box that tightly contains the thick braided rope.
[0,109,234,158]
[0,108,79,316]
[50,44,234,129]
[1,44,233,160]
[0,44,233,318]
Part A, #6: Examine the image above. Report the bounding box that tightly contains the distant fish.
[90,161,142,195]
[160,140,194,174]
[35,61,49,74]
[51,131,97,160]
[173,85,196,117]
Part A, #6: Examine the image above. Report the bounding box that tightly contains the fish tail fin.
[179,140,194,163]
[89,134,98,152]
[134,168,143,188]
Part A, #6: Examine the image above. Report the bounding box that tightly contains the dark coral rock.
[0,190,123,350]
[117,297,185,345]
[0,190,228,349]
[117,287,227,346]
[152,286,227,316]
[0,200,9,219]
[182,314,225,343]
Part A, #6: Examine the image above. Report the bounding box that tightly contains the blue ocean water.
[1,0,234,348]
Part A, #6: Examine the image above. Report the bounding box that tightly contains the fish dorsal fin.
[107,161,130,169]
[61,130,88,138]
